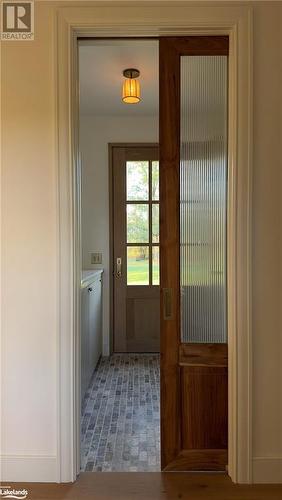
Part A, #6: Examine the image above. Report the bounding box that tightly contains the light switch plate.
[91,252,102,265]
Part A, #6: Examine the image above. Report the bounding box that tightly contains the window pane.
[127,161,149,200]
[152,246,160,285]
[152,203,159,243]
[180,55,228,343]
[127,204,149,243]
[127,246,149,285]
[152,161,159,200]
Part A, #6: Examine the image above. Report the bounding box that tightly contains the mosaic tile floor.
[81,354,160,472]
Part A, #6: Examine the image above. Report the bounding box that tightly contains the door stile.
[159,38,181,469]
[113,147,127,352]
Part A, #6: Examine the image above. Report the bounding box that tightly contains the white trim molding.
[56,2,253,484]
[253,457,282,484]
[1,455,57,483]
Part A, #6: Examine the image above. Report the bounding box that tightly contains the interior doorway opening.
[79,39,161,472]
[78,35,229,474]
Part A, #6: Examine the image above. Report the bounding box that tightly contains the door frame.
[56,3,253,484]
[109,143,159,354]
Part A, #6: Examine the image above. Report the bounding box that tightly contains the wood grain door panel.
[181,365,228,450]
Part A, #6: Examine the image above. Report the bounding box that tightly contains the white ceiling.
[79,40,159,116]
[79,41,227,140]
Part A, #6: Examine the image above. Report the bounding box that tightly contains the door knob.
[116,257,122,278]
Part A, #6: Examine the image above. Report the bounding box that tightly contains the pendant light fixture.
[122,68,141,104]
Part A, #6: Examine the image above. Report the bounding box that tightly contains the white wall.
[251,4,282,481]
[80,115,158,355]
[1,3,58,482]
[1,0,282,484]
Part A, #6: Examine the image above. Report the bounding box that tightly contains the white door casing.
[56,3,253,483]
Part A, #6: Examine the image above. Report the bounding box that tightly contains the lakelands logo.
[0,486,28,499]
[0,1,34,40]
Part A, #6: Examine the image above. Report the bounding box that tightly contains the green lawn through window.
[127,257,159,285]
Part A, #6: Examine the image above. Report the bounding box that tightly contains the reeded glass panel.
[126,161,149,200]
[152,246,160,285]
[152,203,159,243]
[127,204,149,243]
[127,246,149,285]
[180,56,228,343]
[152,161,159,200]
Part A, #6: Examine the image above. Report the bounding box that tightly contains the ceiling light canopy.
[122,68,141,104]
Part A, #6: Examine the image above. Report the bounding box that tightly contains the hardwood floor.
[3,473,282,499]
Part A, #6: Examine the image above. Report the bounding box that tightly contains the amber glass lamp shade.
[122,78,141,104]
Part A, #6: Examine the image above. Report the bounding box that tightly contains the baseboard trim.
[1,455,57,482]
[252,457,282,483]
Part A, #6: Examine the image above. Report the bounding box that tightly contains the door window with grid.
[126,160,159,285]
